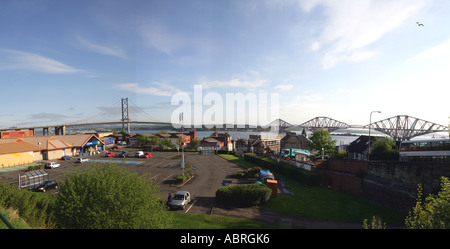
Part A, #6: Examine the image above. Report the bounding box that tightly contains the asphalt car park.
[0,148,245,214]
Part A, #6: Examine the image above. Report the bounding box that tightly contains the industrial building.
[0,140,41,168]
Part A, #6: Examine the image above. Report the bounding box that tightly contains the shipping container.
[1,130,34,139]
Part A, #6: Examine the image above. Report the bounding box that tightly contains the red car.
[106,152,115,157]
[143,152,152,158]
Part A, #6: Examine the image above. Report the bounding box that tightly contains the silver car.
[169,191,191,210]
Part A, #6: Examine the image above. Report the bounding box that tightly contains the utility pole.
[121,98,131,134]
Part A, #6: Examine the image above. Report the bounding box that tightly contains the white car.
[76,158,90,163]
[46,162,60,169]
[135,151,144,157]
[168,191,191,210]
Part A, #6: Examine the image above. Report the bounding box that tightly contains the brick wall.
[313,160,368,195]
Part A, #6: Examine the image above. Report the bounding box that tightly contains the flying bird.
[416,22,424,27]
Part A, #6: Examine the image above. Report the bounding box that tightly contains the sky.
[0,0,449,129]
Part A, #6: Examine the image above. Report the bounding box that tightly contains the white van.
[135,151,144,158]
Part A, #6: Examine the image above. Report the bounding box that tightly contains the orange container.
[266,179,278,196]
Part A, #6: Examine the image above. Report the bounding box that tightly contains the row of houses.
[0,134,105,168]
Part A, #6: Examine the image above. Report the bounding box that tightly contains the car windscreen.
[173,194,184,200]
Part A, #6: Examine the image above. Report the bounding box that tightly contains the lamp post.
[368,111,382,161]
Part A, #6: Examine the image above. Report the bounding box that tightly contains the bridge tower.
[121,98,131,134]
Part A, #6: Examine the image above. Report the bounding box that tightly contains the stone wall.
[361,161,450,212]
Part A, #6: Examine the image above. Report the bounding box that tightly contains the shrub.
[54,164,172,229]
[0,183,56,228]
[233,167,262,178]
[215,184,272,207]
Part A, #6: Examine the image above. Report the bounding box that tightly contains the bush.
[215,184,272,207]
[233,167,262,178]
[54,164,172,229]
[0,183,56,228]
[244,153,321,186]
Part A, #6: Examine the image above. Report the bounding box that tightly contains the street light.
[368,111,382,161]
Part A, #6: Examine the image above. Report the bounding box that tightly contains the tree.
[149,135,160,151]
[137,135,150,149]
[54,164,172,229]
[160,137,174,150]
[190,138,200,149]
[309,129,336,154]
[405,176,450,229]
[369,137,399,161]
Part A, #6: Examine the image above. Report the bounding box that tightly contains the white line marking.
[157,174,173,184]
[185,199,197,213]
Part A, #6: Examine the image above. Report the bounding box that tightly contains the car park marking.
[185,199,197,213]
[90,160,143,165]
[150,161,165,168]
[157,174,173,184]
[150,174,161,179]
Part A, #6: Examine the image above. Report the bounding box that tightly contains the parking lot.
[0,147,245,214]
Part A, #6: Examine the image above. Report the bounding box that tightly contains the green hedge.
[0,183,56,228]
[216,184,272,207]
[244,153,321,186]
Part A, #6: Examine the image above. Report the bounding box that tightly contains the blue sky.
[0,0,449,128]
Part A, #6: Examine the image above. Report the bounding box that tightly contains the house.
[346,135,376,161]
[200,137,224,149]
[209,132,233,151]
[280,131,311,151]
[0,140,42,168]
[236,138,249,152]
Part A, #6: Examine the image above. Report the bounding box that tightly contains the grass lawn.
[219,154,406,225]
[169,212,284,229]
[0,206,31,229]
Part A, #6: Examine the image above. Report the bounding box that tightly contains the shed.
[19,170,48,189]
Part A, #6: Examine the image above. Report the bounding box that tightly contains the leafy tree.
[54,164,172,229]
[149,135,160,151]
[405,176,450,229]
[137,135,150,149]
[309,129,336,154]
[160,137,174,150]
[190,138,200,148]
[369,137,399,161]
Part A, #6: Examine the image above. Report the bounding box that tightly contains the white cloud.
[273,84,294,91]
[301,0,427,69]
[114,82,189,97]
[408,38,450,62]
[0,49,84,74]
[200,78,268,90]
[76,37,129,59]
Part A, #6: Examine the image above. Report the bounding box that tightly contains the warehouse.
[0,140,42,168]
[0,136,74,161]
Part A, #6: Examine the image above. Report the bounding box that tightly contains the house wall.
[0,151,35,168]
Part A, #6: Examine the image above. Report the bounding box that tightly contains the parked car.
[76,158,90,163]
[61,156,72,160]
[168,191,191,210]
[120,151,129,158]
[46,162,60,169]
[106,152,115,157]
[34,180,58,192]
[135,151,144,158]
[143,152,152,158]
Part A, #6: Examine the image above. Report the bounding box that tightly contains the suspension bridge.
[0,98,448,141]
